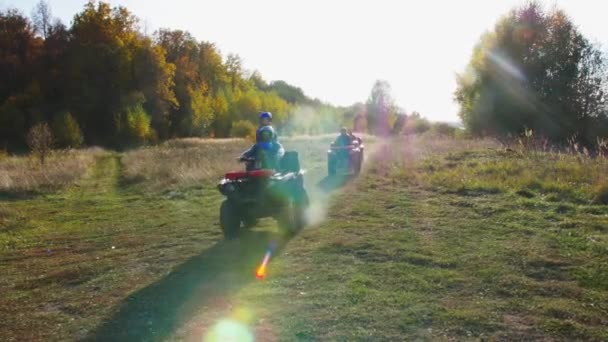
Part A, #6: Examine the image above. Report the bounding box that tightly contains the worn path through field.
[164,139,390,341]
[82,139,384,341]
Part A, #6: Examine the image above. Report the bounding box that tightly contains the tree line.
[3,1,403,151]
[6,1,600,152]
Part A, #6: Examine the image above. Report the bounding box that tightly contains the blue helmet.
[259,111,272,120]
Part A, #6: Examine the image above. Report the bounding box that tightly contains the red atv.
[327,139,364,176]
[217,151,309,239]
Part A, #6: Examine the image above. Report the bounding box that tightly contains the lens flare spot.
[255,264,266,279]
[255,250,271,280]
[204,319,253,342]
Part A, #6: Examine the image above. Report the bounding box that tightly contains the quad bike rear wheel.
[328,156,336,176]
[220,200,241,239]
[278,190,309,235]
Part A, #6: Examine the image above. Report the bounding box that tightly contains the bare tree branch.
[31,0,52,38]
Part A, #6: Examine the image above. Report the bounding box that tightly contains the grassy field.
[1,136,607,341]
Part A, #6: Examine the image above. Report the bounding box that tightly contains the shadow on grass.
[317,175,354,194]
[0,190,41,201]
[85,230,292,341]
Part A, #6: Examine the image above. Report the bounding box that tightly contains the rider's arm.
[275,142,285,159]
[241,144,258,159]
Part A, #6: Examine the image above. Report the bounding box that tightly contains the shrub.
[26,122,54,166]
[53,111,83,148]
[404,117,431,135]
[126,105,154,144]
[592,183,608,205]
[454,128,470,140]
[230,120,256,139]
[431,123,457,137]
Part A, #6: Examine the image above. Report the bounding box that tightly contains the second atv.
[217,150,309,239]
[327,139,364,176]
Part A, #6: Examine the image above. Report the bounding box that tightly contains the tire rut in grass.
[75,153,122,196]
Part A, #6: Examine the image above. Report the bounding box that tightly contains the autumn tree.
[65,2,181,145]
[67,2,144,144]
[133,40,178,139]
[156,29,215,137]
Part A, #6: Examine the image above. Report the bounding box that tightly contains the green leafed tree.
[0,9,43,149]
[455,2,608,146]
[52,111,83,148]
[366,80,398,135]
[210,89,232,137]
[125,104,154,144]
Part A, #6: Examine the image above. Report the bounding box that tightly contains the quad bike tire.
[328,157,336,176]
[278,190,309,235]
[243,217,258,229]
[220,200,241,239]
[281,151,301,173]
[355,152,364,175]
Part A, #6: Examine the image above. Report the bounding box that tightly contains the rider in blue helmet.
[240,125,285,170]
[259,111,272,123]
[256,111,278,143]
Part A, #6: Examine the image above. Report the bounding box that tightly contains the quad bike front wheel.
[243,217,258,229]
[355,151,364,175]
[220,200,242,239]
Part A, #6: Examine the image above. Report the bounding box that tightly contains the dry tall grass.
[121,138,251,191]
[121,135,350,191]
[0,148,103,194]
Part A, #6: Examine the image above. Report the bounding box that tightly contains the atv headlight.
[225,183,236,193]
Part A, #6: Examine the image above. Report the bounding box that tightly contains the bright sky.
[4,0,608,122]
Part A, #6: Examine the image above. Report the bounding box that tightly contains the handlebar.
[330,145,357,150]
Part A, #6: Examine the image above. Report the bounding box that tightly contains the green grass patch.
[400,148,607,205]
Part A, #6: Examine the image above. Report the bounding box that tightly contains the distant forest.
[1,1,408,151]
